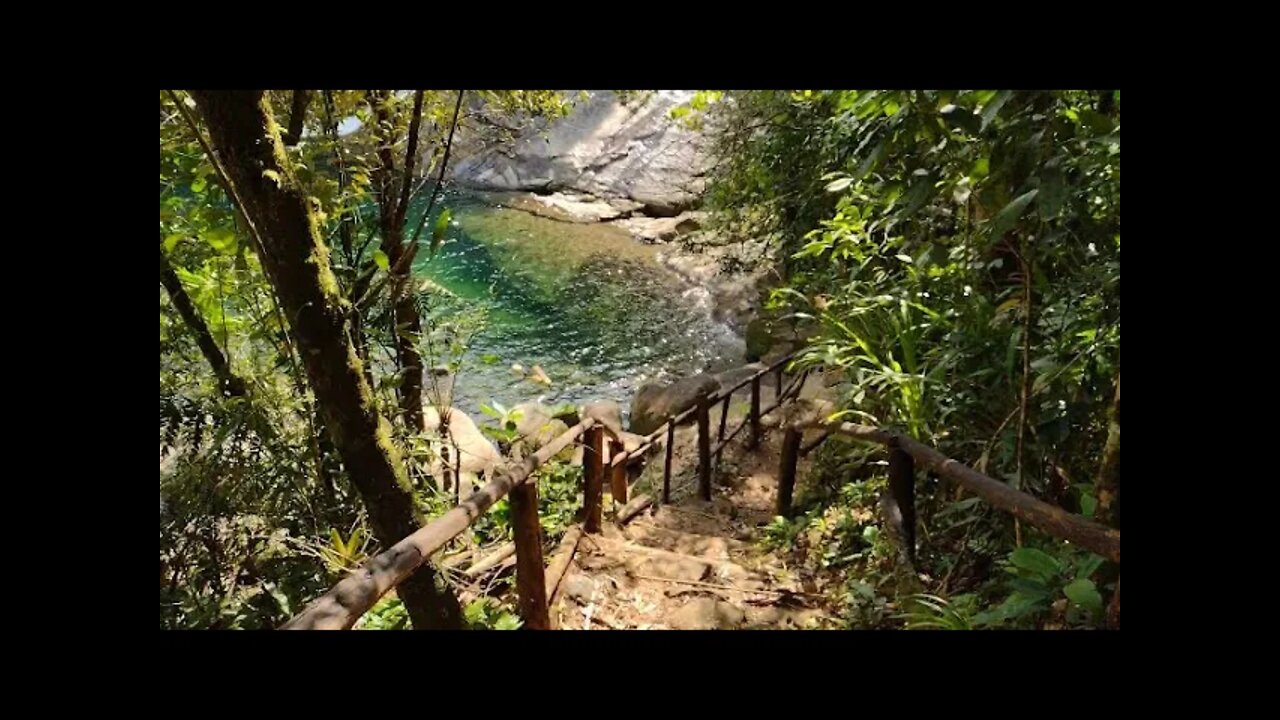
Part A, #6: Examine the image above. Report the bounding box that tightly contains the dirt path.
[548,401,838,629]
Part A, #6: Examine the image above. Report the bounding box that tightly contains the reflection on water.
[409,193,743,419]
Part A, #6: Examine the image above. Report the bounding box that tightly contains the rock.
[628,373,721,436]
[529,191,625,223]
[449,91,710,213]
[626,556,710,583]
[606,197,646,217]
[609,211,704,244]
[422,406,502,491]
[563,575,596,604]
[582,400,624,436]
[512,402,570,458]
[551,404,580,427]
[713,362,766,394]
[527,364,552,386]
[744,318,774,362]
[667,598,746,630]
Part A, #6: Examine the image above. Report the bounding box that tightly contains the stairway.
[548,412,834,630]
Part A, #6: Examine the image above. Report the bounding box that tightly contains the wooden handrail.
[282,419,596,630]
[790,417,1121,563]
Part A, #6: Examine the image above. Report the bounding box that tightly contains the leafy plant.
[972,545,1107,628]
[463,598,522,630]
[898,593,976,630]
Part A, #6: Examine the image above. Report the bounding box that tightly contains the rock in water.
[527,364,552,386]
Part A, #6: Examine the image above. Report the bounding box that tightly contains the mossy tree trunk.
[189,90,461,630]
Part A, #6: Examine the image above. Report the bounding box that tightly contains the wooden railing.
[776,411,1121,564]
[282,353,804,630]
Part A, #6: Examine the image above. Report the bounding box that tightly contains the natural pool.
[407,192,743,419]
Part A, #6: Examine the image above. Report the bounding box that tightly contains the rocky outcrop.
[609,211,705,243]
[629,374,721,436]
[450,91,709,214]
[423,406,501,497]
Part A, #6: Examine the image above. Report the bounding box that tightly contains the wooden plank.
[749,376,761,450]
[615,494,653,524]
[886,438,916,566]
[776,428,801,517]
[715,394,731,466]
[697,394,712,501]
[663,419,675,503]
[544,525,584,623]
[462,543,514,578]
[610,438,628,506]
[510,481,549,629]
[583,425,605,533]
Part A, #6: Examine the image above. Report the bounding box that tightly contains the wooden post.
[714,394,731,466]
[748,376,761,450]
[776,427,801,517]
[1106,576,1120,630]
[887,438,916,565]
[697,394,712,501]
[663,418,675,503]
[583,425,604,533]
[610,439,628,507]
[509,481,549,630]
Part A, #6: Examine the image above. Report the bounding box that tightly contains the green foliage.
[898,593,976,630]
[463,597,522,630]
[703,90,1119,628]
[966,544,1107,628]
[358,594,410,630]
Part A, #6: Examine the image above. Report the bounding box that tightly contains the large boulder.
[511,402,570,460]
[713,362,766,395]
[423,406,502,497]
[628,374,721,436]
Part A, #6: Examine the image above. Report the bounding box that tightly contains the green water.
[407,192,744,419]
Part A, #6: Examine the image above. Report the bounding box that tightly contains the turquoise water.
[406,192,743,419]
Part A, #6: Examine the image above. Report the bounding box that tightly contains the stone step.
[622,521,753,561]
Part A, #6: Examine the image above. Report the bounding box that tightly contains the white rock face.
[450,91,709,214]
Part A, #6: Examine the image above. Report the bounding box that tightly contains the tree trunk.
[282,90,311,147]
[160,247,246,399]
[1096,372,1120,529]
[190,90,461,630]
[371,91,427,433]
